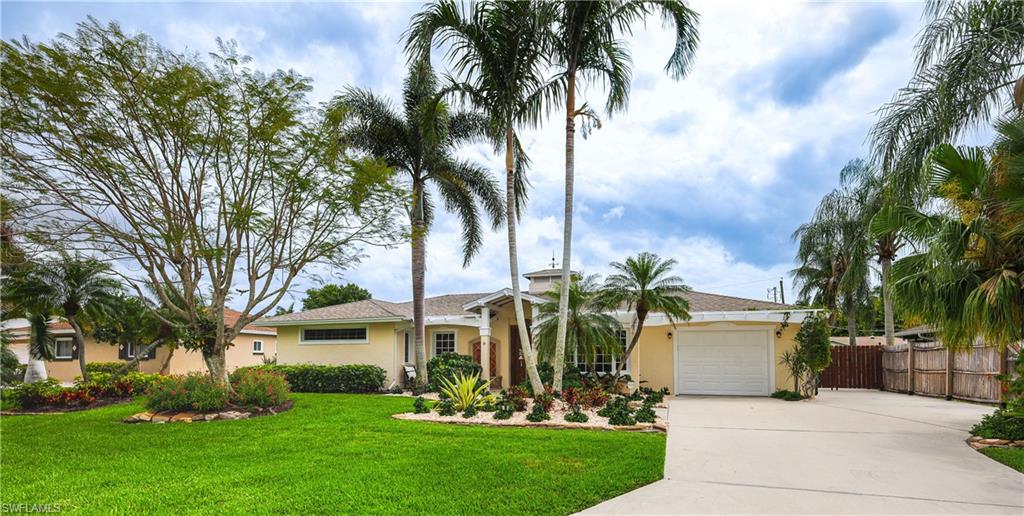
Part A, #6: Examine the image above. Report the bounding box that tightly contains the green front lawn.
[980,447,1024,474]
[1,394,665,513]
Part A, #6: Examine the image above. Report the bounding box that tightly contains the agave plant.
[437,372,495,411]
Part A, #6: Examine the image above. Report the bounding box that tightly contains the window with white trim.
[55,338,73,359]
[433,331,456,356]
[576,329,628,375]
[252,340,264,354]
[301,327,368,343]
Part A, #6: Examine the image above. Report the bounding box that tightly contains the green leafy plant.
[229,368,290,409]
[778,313,832,398]
[771,389,805,402]
[564,406,589,423]
[437,372,495,411]
[427,353,482,392]
[236,364,386,393]
[462,405,478,418]
[436,398,456,417]
[10,379,62,409]
[413,396,430,414]
[479,399,496,412]
[85,361,129,375]
[598,397,635,426]
[971,407,1024,441]
[533,391,555,412]
[145,373,229,413]
[526,402,550,422]
[503,386,529,411]
[492,399,515,420]
[580,387,610,410]
[634,405,657,423]
[645,390,665,405]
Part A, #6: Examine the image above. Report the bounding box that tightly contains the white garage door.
[676,328,772,395]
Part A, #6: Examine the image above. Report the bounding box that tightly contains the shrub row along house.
[260,268,816,395]
[3,309,277,383]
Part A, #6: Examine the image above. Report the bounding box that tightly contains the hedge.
[427,353,481,392]
[238,364,386,393]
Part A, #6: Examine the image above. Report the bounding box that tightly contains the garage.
[675,327,773,396]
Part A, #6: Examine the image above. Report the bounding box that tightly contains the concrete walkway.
[582,391,1023,515]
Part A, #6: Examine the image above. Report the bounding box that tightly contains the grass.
[979,447,1024,473]
[1,393,665,514]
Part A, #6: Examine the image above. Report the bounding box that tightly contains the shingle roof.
[681,291,793,312]
[259,289,793,325]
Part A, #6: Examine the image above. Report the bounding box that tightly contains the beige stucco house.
[4,309,277,383]
[260,269,816,396]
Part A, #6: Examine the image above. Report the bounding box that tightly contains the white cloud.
[602,206,625,221]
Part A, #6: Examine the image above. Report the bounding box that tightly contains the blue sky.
[2,1,931,308]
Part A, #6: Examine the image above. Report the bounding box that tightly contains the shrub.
[971,407,1024,441]
[437,372,495,410]
[479,399,496,412]
[645,390,665,405]
[145,373,229,413]
[229,368,290,408]
[580,387,609,410]
[427,353,481,392]
[533,391,555,412]
[493,399,515,420]
[436,398,456,416]
[771,389,805,401]
[11,379,63,409]
[237,364,385,393]
[535,362,583,391]
[1,345,24,386]
[526,402,550,422]
[598,397,635,426]
[86,361,129,375]
[503,386,529,411]
[413,396,430,414]
[462,405,477,418]
[626,389,644,401]
[561,386,581,407]
[564,406,588,423]
[635,405,657,423]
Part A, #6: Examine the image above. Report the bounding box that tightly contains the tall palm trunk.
[880,254,895,347]
[67,316,88,382]
[24,359,47,383]
[552,71,577,392]
[846,302,857,347]
[411,181,428,388]
[505,128,544,394]
[615,308,646,376]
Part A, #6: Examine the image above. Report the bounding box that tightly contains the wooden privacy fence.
[882,343,1018,403]
[820,345,882,389]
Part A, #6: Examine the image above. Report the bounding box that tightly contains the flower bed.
[396,380,669,432]
[123,399,294,424]
[1,372,160,413]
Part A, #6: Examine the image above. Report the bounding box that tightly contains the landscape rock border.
[393,412,668,432]
[122,399,294,424]
[966,435,1024,449]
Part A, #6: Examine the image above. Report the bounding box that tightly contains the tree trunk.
[505,128,544,394]
[552,71,577,393]
[204,348,228,385]
[881,255,895,347]
[615,310,646,376]
[68,316,88,382]
[847,305,857,347]
[23,359,47,383]
[159,346,175,375]
[411,182,429,388]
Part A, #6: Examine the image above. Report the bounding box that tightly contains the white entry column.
[479,306,491,380]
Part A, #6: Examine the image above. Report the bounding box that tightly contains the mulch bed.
[1,398,134,416]
[122,399,294,424]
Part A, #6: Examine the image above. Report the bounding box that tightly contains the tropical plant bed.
[1,397,135,415]
[123,399,294,423]
[396,399,668,432]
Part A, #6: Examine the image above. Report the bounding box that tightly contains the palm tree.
[881,115,1024,350]
[547,0,700,391]
[870,1,1024,193]
[407,0,558,393]
[13,255,120,381]
[533,274,623,372]
[336,60,503,387]
[838,159,915,346]
[598,252,691,375]
[792,186,872,346]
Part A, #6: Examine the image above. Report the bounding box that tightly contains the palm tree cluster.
[795,2,1023,357]
[333,0,700,391]
[532,252,692,382]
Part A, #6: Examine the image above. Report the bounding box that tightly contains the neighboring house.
[260,268,818,396]
[829,335,908,347]
[3,308,277,383]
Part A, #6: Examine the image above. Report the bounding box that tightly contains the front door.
[509,322,531,386]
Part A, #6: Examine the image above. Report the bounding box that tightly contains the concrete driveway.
[582,391,1023,515]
